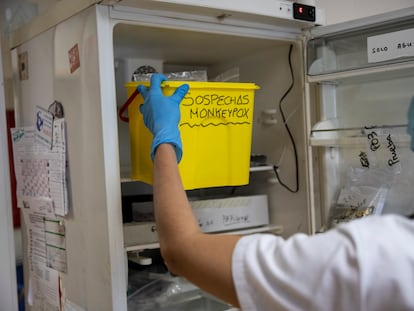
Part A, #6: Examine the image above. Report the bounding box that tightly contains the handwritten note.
[362,127,401,171]
[179,89,254,128]
[190,195,268,233]
[367,28,414,63]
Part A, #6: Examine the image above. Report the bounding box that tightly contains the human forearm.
[152,144,201,262]
[153,143,240,306]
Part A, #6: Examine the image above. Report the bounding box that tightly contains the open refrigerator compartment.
[113,22,301,179]
[114,20,311,246]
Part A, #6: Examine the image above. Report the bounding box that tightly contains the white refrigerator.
[7,1,414,310]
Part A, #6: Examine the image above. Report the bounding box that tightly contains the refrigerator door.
[305,7,414,229]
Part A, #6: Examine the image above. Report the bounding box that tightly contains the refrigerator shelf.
[249,165,274,172]
[124,224,283,252]
[121,165,275,183]
[307,60,414,84]
[310,122,410,147]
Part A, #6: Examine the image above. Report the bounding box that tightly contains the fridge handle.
[119,88,140,122]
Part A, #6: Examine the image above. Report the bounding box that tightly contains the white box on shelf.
[190,195,269,233]
[123,195,269,248]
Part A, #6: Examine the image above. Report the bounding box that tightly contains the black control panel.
[293,2,316,22]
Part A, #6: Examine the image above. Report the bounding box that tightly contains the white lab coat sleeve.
[232,215,414,311]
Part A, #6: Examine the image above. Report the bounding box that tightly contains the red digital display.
[293,3,316,22]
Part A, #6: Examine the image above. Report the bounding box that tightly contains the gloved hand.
[138,73,189,162]
[408,96,414,151]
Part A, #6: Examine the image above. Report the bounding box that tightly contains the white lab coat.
[232,214,414,311]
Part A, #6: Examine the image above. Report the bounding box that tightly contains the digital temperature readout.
[293,2,316,22]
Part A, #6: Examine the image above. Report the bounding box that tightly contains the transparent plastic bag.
[327,167,393,229]
[327,129,403,229]
[127,274,183,310]
[327,184,388,228]
[132,70,208,82]
[212,67,240,82]
[127,270,231,310]
[166,70,207,81]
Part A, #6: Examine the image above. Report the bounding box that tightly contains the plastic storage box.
[124,81,260,189]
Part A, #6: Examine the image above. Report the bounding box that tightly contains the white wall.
[316,0,414,25]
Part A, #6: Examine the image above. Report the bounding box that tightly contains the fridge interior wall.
[113,22,311,237]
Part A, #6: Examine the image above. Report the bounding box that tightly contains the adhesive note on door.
[367,28,414,63]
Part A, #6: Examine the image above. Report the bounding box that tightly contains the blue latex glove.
[138,74,189,162]
[408,96,414,152]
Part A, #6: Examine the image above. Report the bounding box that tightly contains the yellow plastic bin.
[122,80,260,190]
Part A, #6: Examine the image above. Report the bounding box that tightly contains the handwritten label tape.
[367,28,414,63]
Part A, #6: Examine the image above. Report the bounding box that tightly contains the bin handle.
[119,88,140,123]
